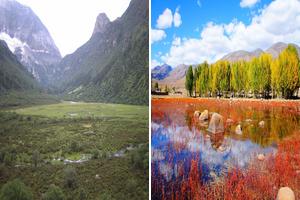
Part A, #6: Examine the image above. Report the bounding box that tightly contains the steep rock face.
[54,0,148,105]
[92,13,110,35]
[151,64,172,80]
[0,39,39,94]
[0,0,61,85]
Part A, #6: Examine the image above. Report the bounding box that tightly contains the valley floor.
[0,102,148,199]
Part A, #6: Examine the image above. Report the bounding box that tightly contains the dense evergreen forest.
[185,44,300,99]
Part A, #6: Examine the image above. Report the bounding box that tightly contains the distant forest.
[185,45,300,99]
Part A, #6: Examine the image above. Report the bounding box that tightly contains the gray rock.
[259,120,265,128]
[194,110,201,118]
[235,124,242,135]
[207,113,224,133]
[199,110,209,121]
[0,0,61,85]
[92,13,110,35]
[277,187,295,200]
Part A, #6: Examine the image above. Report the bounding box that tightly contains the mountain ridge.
[53,0,149,105]
[0,0,61,86]
[153,42,300,91]
[151,64,172,80]
[0,39,39,94]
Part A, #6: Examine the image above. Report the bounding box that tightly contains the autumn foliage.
[152,134,300,200]
[187,45,300,99]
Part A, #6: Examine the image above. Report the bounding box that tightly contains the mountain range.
[0,0,148,105]
[53,0,148,104]
[220,42,300,62]
[0,0,61,86]
[151,64,172,80]
[152,42,300,92]
[0,39,38,93]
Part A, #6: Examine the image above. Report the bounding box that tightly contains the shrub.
[32,150,40,168]
[0,179,33,200]
[78,189,87,200]
[64,167,77,189]
[69,141,81,152]
[91,149,100,159]
[43,185,65,200]
[126,178,138,198]
[130,146,148,170]
[98,191,115,200]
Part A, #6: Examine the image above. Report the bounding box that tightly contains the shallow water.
[151,98,300,199]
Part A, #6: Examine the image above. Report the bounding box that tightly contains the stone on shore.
[259,120,265,127]
[257,154,265,161]
[207,113,224,133]
[226,118,234,124]
[194,111,201,118]
[199,110,209,121]
[277,187,295,200]
[235,124,242,135]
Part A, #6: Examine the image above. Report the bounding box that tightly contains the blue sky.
[151,0,300,68]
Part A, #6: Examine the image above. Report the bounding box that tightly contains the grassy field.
[0,102,148,199]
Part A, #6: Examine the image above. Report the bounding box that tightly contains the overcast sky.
[16,0,131,56]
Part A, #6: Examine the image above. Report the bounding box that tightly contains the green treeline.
[185,45,300,99]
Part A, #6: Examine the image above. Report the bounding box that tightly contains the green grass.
[0,91,59,109]
[14,101,148,120]
[0,102,148,199]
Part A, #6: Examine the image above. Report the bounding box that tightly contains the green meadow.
[0,102,148,199]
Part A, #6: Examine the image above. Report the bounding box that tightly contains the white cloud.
[151,29,166,44]
[16,0,130,56]
[173,7,182,27]
[151,59,162,68]
[197,0,201,7]
[160,0,300,67]
[156,8,173,29]
[240,0,260,8]
[172,37,181,46]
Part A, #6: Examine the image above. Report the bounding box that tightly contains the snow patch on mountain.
[0,32,26,53]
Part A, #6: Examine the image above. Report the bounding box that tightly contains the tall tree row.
[186,45,300,99]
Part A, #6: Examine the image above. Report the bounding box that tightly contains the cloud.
[156,8,173,29]
[173,7,182,27]
[160,0,300,67]
[16,0,130,56]
[156,7,182,29]
[197,0,201,7]
[240,0,260,8]
[151,29,167,44]
[151,59,163,68]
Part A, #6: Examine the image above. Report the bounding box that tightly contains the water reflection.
[151,99,300,199]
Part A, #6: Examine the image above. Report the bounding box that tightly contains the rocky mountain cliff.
[0,39,39,94]
[53,0,148,105]
[0,0,61,85]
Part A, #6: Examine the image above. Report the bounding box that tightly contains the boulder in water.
[194,111,201,118]
[259,120,265,127]
[277,187,295,200]
[235,124,242,135]
[207,113,224,133]
[226,118,234,124]
[257,154,265,161]
[199,110,209,121]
